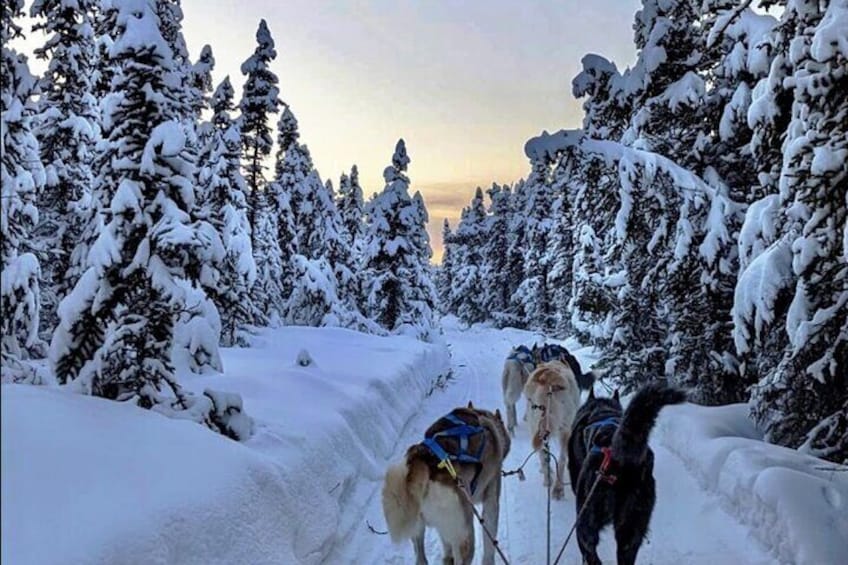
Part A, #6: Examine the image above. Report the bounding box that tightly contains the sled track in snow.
[330,325,777,565]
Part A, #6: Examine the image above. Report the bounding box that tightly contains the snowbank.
[2,326,450,565]
[1,384,289,565]
[658,403,848,565]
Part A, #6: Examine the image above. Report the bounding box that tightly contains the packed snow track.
[331,321,777,564]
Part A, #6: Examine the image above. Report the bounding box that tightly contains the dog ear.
[495,409,502,421]
[467,400,474,409]
[613,388,620,401]
[588,387,595,399]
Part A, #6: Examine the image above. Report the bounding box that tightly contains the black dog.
[536,343,596,391]
[567,383,687,565]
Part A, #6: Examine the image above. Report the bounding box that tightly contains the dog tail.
[611,383,687,466]
[381,453,429,542]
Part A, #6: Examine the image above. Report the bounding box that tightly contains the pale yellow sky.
[15,0,641,261]
[178,1,641,261]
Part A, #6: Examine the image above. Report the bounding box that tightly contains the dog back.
[409,407,510,501]
[524,362,581,447]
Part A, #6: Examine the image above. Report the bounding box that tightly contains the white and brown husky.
[382,404,511,565]
[501,344,538,435]
[523,360,581,500]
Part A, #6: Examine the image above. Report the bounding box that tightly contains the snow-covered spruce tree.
[286,253,343,327]
[275,129,314,255]
[481,183,511,321]
[503,179,529,327]
[739,0,848,463]
[410,190,439,330]
[259,105,299,310]
[188,43,214,122]
[620,0,704,167]
[436,219,456,313]
[569,223,611,346]
[28,0,99,343]
[90,2,116,99]
[546,155,580,337]
[295,170,335,258]
[250,191,288,325]
[527,131,725,392]
[572,53,629,141]
[1,1,46,383]
[155,0,188,68]
[337,165,365,254]
[48,1,250,438]
[451,188,488,325]
[323,186,361,313]
[699,1,774,197]
[238,18,282,240]
[269,113,340,326]
[546,197,573,338]
[284,168,373,331]
[274,105,298,173]
[287,171,345,323]
[514,156,555,331]
[446,205,470,313]
[659,3,777,405]
[361,140,437,339]
[197,77,258,346]
[615,0,752,402]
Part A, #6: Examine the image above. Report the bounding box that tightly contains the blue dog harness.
[585,416,621,484]
[586,416,621,454]
[507,345,536,367]
[421,413,487,494]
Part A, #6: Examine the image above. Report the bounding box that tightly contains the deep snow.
[3,321,845,564]
[2,326,450,565]
[659,403,848,565]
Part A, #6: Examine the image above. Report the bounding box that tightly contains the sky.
[16,0,642,262]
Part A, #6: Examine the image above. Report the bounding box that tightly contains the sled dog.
[523,360,581,500]
[501,344,538,435]
[567,383,687,565]
[382,404,511,565]
[536,343,597,391]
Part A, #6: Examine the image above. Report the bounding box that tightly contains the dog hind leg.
[421,482,474,565]
[613,481,655,565]
[480,476,502,565]
[412,522,428,565]
[576,500,604,565]
[537,441,552,487]
[441,500,474,565]
[506,402,517,436]
[552,430,569,500]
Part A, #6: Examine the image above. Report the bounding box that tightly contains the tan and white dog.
[501,345,538,435]
[382,404,511,565]
[524,360,581,500]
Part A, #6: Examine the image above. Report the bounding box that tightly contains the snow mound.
[1,384,288,565]
[659,403,848,565]
[2,326,450,564]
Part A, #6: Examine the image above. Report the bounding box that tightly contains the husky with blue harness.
[501,344,539,436]
[382,404,511,565]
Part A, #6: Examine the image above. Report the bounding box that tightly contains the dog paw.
[552,484,565,500]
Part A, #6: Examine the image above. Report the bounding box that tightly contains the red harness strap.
[598,447,618,484]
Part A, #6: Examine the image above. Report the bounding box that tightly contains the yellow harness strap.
[437,457,458,480]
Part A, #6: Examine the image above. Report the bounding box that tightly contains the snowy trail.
[330,324,777,564]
